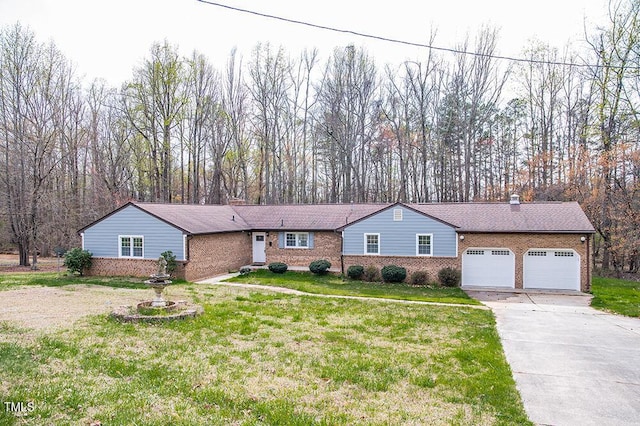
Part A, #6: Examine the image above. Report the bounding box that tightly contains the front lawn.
[591,276,640,317]
[224,269,478,305]
[0,272,182,291]
[0,284,530,425]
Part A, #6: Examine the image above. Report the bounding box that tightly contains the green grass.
[591,276,640,317]
[224,269,479,305]
[0,285,530,425]
[0,272,186,291]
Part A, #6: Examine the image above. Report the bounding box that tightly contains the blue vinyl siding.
[82,205,185,260]
[343,206,457,257]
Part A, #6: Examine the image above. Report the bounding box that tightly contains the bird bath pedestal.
[112,255,202,323]
[145,275,172,307]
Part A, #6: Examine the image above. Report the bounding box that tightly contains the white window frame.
[285,232,309,249]
[364,233,380,255]
[119,235,144,258]
[416,233,433,256]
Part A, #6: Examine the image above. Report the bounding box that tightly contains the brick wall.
[342,255,459,283]
[184,232,252,281]
[88,257,186,279]
[265,231,342,269]
[458,233,591,292]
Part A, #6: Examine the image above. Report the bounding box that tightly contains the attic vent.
[393,209,403,221]
[510,194,520,205]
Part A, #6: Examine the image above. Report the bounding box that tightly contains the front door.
[252,232,266,264]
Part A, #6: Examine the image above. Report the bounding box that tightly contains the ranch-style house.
[79,195,595,292]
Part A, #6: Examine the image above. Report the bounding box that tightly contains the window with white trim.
[365,233,380,255]
[119,235,143,258]
[285,232,308,248]
[416,234,432,256]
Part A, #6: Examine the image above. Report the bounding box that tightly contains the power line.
[195,0,605,69]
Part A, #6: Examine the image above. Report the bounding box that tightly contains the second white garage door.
[524,249,580,290]
[462,248,515,288]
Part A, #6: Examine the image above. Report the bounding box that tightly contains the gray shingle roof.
[117,200,594,235]
[408,202,595,233]
[133,203,249,234]
[232,204,388,230]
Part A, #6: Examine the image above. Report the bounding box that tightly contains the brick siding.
[88,257,186,279]
[342,255,459,283]
[458,233,591,292]
[265,231,342,269]
[184,232,252,281]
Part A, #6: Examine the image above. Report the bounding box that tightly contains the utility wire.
[195,0,612,69]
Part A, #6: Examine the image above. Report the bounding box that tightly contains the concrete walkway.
[467,291,640,426]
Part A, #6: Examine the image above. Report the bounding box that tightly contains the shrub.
[381,265,407,283]
[410,270,430,286]
[438,267,461,287]
[347,265,365,280]
[268,262,288,274]
[309,259,332,275]
[63,248,92,276]
[160,250,177,275]
[362,265,381,282]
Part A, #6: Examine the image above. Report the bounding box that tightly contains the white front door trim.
[252,232,266,264]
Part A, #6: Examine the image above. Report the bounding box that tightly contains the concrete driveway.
[467,291,640,426]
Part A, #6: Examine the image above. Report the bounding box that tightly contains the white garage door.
[462,248,515,288]
[524,249,580,290]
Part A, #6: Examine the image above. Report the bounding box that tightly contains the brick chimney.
[228,197,246,206]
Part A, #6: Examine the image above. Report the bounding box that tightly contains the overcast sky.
[0,0,609,86]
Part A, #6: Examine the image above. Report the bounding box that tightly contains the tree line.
[1,0,639,273]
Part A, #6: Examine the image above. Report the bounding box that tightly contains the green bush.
[309,259,331,275]
[381,265,407,283]
[268,262,288,274]
[160,250,177,275]
[362,266,381,282]
[63,248,92,276]
[438,267,461,287]
[410,270,430,286]
[347,265,364,280]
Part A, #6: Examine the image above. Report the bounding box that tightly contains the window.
[365,233,380,255]
[554,251,574,257]
[491,250,511,256]
[528,251,547,257]
[119,236,143,258]
[416,234,432,256]
[393,209,403,221]
[285,232,309,248]
[466,249,485,255]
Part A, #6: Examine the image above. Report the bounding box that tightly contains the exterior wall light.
[459,235,465,241]
[580,236,586,243]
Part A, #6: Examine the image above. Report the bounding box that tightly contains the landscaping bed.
[224,269,478,305]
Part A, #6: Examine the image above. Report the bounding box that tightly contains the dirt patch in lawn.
[0,285,152,331]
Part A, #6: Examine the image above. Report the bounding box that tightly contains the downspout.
[587,234,591,293]
[339,230,345,275]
